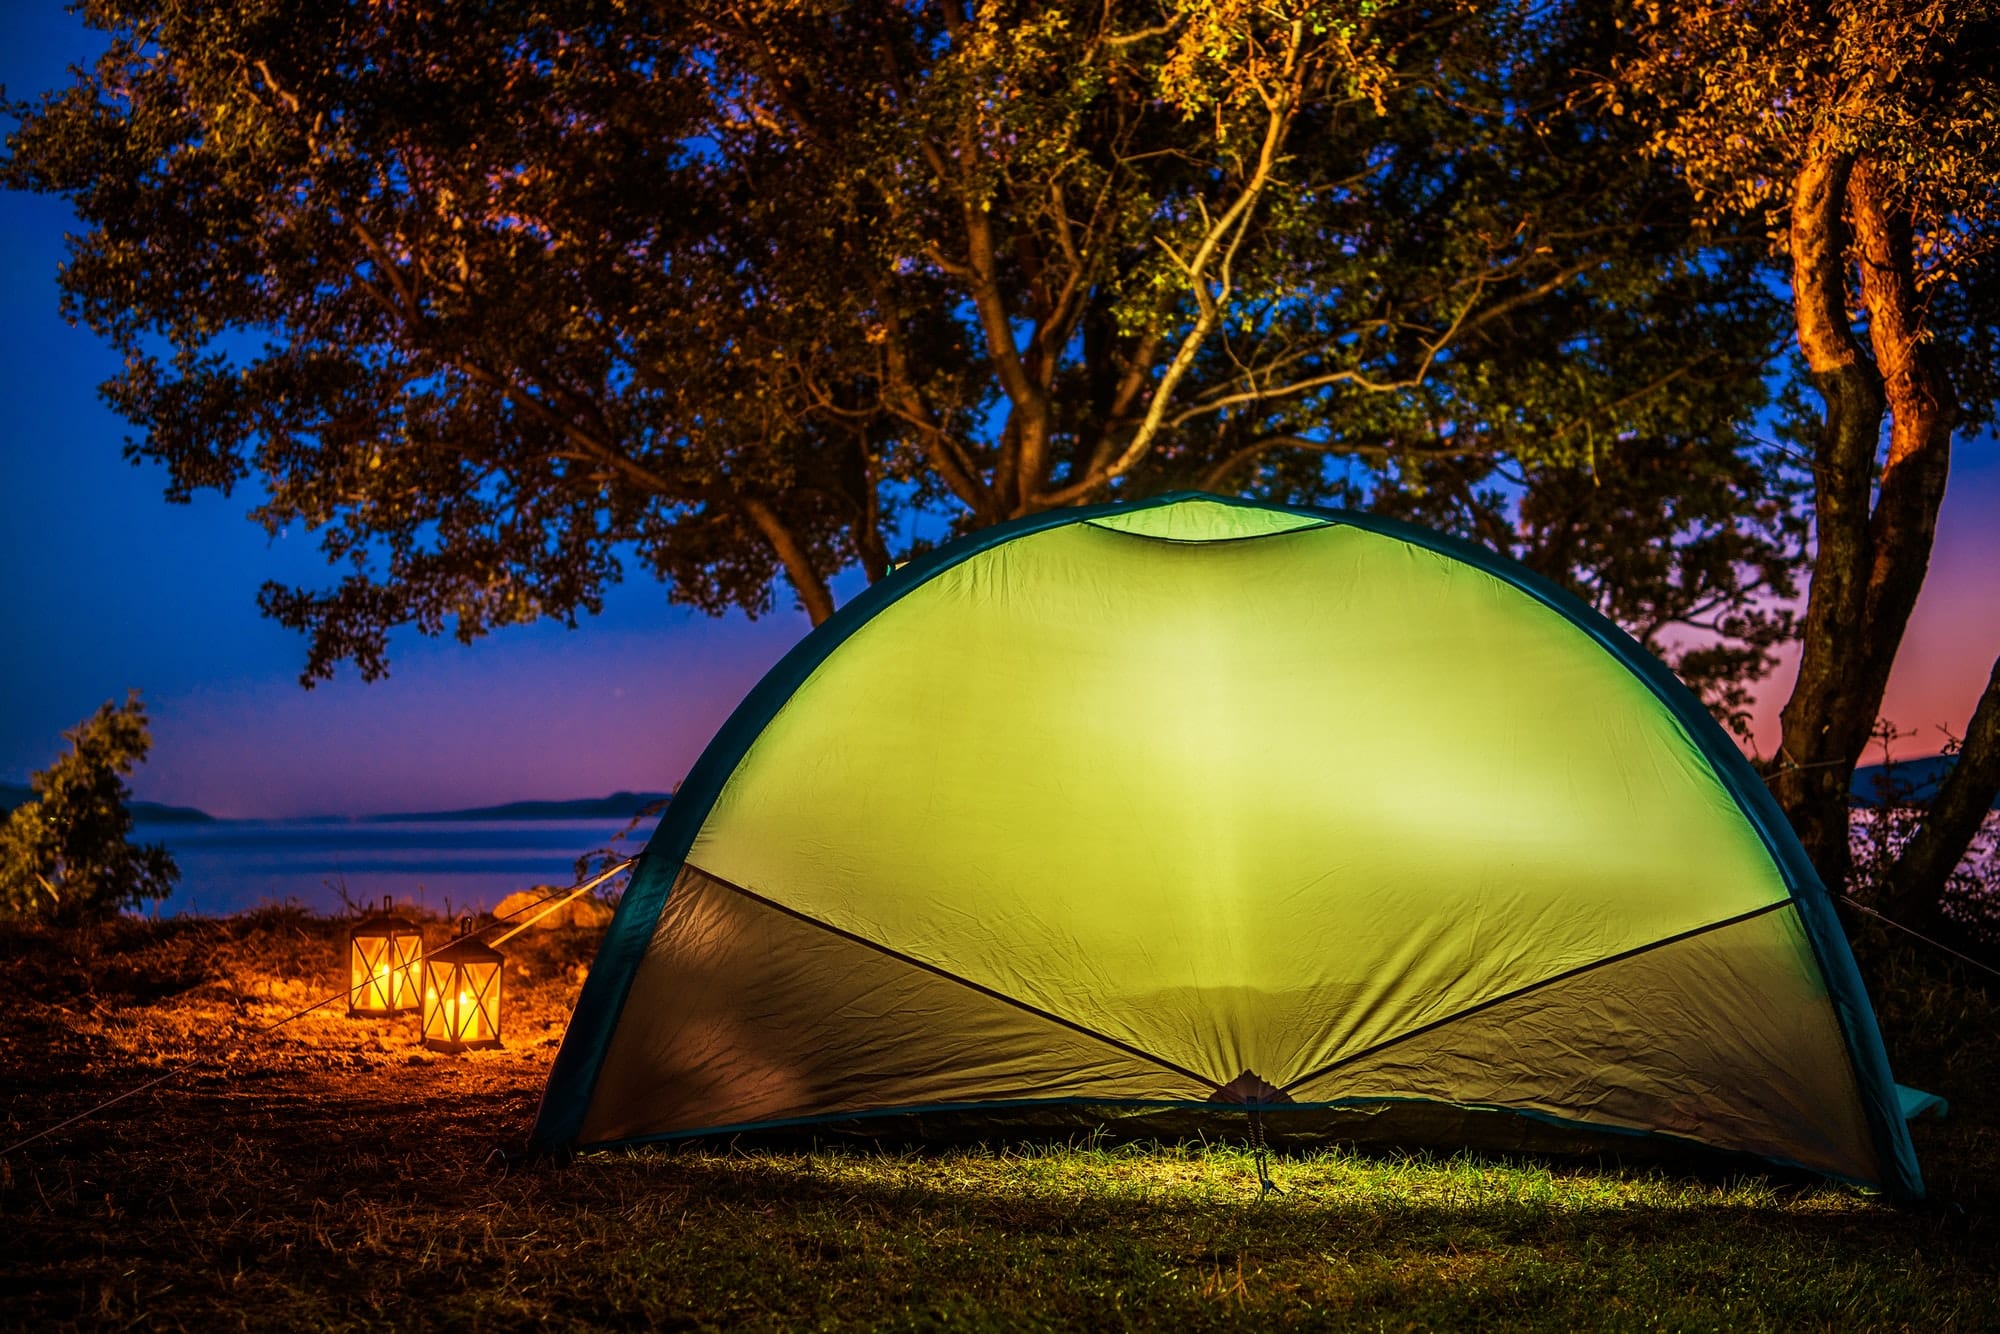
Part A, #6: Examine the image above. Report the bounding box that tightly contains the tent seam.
[687,864,1222,1091]
[1280,899,1794,1093]
[1079,519,1332,545]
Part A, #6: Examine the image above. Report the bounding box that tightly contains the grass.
[1,907,1995,1331]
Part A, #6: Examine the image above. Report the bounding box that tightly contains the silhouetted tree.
[3,0,1785,705]
[0,692,178,923]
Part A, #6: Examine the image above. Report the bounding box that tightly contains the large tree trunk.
[1886,657,2000,935]
[1771,154,1955,891]
[1771,148,1888,879]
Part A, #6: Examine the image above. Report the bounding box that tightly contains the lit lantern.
[347,895,423,1017]
[421,919,504,1051]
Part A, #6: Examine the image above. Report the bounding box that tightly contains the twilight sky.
[3,7,1996,818]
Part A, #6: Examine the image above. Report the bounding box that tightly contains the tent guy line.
[1841,897,2000,983]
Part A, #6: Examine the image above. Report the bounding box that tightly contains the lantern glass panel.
[421,923,504,1051]
[346,896,422,1016]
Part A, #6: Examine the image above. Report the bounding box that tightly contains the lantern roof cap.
[350,893,418,931]
[432,919,503,963]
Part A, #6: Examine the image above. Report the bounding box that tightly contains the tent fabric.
[533,493,1923,1198]
[1897,1084,1949,1121]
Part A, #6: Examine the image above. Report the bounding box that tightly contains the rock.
[493,888,616,930]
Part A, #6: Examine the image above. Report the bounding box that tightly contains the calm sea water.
[133,818,660,917]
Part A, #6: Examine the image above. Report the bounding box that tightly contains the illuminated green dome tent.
[534,493,1924,1197]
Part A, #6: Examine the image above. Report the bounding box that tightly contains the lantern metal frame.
[420,918,504,1052]
[346,895,424,1017]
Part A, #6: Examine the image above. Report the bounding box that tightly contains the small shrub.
[0,691,177,923]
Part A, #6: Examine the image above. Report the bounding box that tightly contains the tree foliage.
[1609,0,2000,923]
[0,692,178,923]
[3,0,1795,720]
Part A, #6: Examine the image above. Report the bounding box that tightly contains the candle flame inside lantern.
[347,896,422,1017]
[419,918,504,1052]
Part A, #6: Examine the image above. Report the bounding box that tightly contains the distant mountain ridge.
[0,781,216,824]
[1850,755,1997,808]
[0,784,673,823]
[362,791,673,822]
[16,762,1976,822]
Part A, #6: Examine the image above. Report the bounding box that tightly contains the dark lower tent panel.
[534,493,1926,1199]
[580,864,1191,1140]
[564,864,1884,1187]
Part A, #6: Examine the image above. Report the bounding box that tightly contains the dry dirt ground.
[0,908,597,1325]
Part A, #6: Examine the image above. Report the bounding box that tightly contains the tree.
[1612,0,2000,930]
[3,0,1783,690]
[0,692,178,923]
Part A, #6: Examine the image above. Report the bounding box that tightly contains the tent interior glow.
[533,493,1930,1201]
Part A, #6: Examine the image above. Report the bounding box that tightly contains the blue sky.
[0,6,810,816]
[2,5,1995,817]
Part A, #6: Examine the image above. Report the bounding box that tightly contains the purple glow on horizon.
[1744,443,2000,763]
[133,608,808,819]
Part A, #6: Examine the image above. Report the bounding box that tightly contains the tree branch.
[1196,430,1501,491]
[1166,251,1591,430]
[1032,25,1304,507]
[739,495,837,625]
[1886,654,2000,933]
